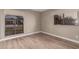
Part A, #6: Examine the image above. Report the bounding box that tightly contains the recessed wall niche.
[5,15,24,36]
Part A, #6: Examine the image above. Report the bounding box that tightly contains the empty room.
[0,9,79,49]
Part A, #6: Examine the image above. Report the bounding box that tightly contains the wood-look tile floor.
[0,33,79,49]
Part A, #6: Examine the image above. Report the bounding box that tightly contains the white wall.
[0,9,4,39]
[1,9,79,42]
[41,9,79,41]
[0,9,40,39]
[0,10,1,38]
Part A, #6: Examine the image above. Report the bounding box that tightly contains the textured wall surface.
[0,9,40,39]
[41,9,79,41]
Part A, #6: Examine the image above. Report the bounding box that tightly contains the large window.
[5,15,24,36]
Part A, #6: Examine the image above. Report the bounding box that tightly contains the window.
[5,15,24,36]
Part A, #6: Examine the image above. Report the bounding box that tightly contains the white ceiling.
[31,9,48,12]
[18,9,48,12]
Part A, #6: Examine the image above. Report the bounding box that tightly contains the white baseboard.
[41,31,79,44]
[0,31,41,42]
[0,31,79,44]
